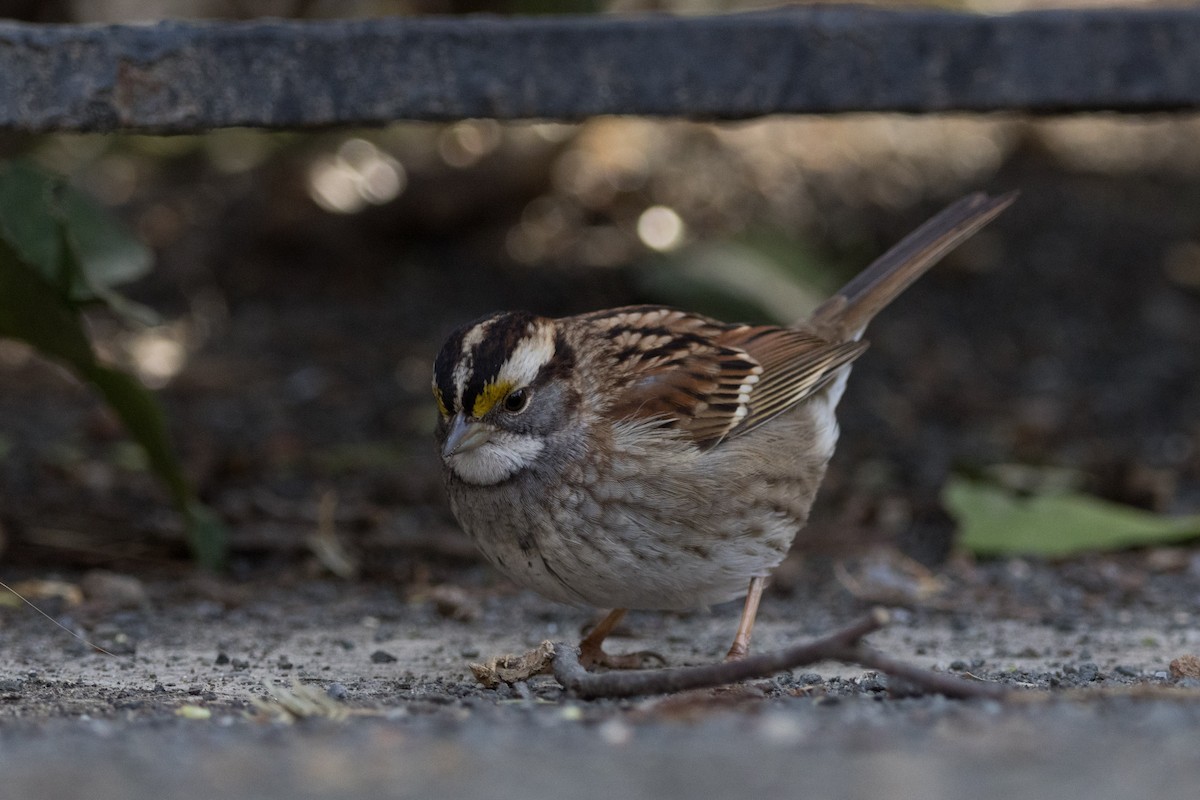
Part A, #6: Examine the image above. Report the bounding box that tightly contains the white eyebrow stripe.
[497,324,556,388]
[454,318,493,408]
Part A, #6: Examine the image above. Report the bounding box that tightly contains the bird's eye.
[503,388,530,413]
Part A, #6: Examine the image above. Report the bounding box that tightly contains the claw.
[578,645,666,671]
[577,607,666,670]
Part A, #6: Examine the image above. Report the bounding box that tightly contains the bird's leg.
[578,608,665,670]
[725,576,767,661]
[578,608,626,664]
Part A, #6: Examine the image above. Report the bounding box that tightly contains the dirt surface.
[3,116,1200,798]
[3,554,1200,799]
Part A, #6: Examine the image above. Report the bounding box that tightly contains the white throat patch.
[447,431,545,485]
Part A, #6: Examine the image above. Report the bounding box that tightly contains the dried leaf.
[469,641,555,688]
[251,681,350,723]
[4,579,84,606]
[306,490,359,579]
[421,584,482,622]
[834,550,947,604]
[80,570,149,610]
[1170,655,1200,681]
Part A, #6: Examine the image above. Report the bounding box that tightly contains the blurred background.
[0,0,1198,595]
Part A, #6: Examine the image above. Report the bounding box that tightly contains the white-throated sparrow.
[433,192,1014,666]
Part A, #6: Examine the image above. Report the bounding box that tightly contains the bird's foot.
[578,642,666,671]
[724,641,750,662]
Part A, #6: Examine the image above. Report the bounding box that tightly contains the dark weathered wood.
[2,7,1200,132]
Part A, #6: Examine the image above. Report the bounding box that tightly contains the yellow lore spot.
[472,380,514,418]
[433,385,450,418]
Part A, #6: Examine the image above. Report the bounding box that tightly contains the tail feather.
[809,191,1017,341]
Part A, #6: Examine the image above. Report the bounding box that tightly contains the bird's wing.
[584,306,867,449]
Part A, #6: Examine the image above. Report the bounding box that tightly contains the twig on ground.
[829,645,1009,700]
[549,608,1009,700]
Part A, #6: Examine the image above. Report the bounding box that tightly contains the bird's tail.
[808,191,1017,341]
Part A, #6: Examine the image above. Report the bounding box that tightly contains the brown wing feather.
[720,326,867,438]
[584,306,867,449]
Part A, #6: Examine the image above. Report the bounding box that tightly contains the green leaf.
[0,238,97,365]
[944,476,1200,557]
[0,159,153,309]
[0,161,60,274]
[0,233,225,568]
[59,183,153,295]
[183,501,228,572]
[80,363,190,504]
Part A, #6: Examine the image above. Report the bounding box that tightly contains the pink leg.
[725,576,767,661]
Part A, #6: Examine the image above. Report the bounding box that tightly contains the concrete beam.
[2,8,1199,132]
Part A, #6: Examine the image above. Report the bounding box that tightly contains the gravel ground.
[3,555,1200,799]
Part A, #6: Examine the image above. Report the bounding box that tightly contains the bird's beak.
[442,413,493,459]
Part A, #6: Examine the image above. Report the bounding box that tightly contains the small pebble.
[858,674,888,692]
[326,683,348,701]
[370,650,398,664]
